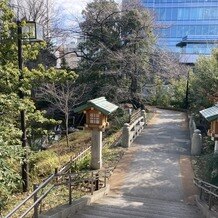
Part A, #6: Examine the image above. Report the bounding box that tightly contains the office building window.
[137,0,218,59]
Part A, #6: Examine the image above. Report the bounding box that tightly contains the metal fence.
[194,177,218,211]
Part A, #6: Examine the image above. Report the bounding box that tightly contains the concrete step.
[95,195,200,213]
[73,213,107,218]
[72,195,202,218]
[74,206,199,218]
[81,205,198,218]
[74,210,168,218]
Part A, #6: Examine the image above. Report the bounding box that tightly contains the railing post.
[91,172,94,195]
[69,174,72,205]
[141,110,147,125]
[122,123,130,147]
[33,184,39,218]
[104,171,107,187]
[209,187,213,210]
[199,186,203,200]
[95,173,99,191]
[55,168,58,183]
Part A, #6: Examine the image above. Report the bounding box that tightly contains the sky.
[54,0,122,23]
[52,0,122,44]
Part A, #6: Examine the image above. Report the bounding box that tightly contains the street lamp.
[17,20,43,192]
[185,70,190,110]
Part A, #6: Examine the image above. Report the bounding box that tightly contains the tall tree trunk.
[130,74,138,97]
[65,113,69,148]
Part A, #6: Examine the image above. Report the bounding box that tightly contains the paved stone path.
[111,109,196,201]
[74,109,202,218]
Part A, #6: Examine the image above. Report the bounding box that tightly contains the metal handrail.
[59,145,91,173]
[194,177,218,195]
[193,177,218,210]
[5,169,110,218]
[4,145,92,218]
[4,174,56,218]
[20,185,55,218]
[4,135,116,218]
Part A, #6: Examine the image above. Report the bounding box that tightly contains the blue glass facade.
[141,0,218,57]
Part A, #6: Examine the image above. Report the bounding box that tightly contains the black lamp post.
[185,70,190,110]
[17,20,43,192]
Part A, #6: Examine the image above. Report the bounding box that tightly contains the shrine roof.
[200,104,218,122]
[74,97,118,115]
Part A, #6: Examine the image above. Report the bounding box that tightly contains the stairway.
[73,194,202,218]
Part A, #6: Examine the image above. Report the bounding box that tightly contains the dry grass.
[50,131,91,155]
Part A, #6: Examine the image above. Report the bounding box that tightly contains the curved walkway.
[74,109,202,218]
[110,109,197,202]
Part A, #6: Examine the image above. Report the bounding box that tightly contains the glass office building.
[140,0,218,64]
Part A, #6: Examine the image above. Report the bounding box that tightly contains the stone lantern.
[208,120,218,139]
[74,97,118,169]
[84,108,109,130]
[200,104,218,153]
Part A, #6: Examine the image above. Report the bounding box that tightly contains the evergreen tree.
[77,0,155,106]
[0,0,77,206]
[189,49,218,111]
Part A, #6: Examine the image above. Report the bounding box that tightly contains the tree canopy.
[77,0,155,107]
[189,49,218,111]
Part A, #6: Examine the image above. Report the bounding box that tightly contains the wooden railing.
[194,177,218,211]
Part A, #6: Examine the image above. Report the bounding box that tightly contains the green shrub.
[108,108,129,134]
[151,76,187,109]
[194,153,218,185]
[152,78,171,107]
[170,78,187,109]
[202,137,215,154]
[0,185,10,211]
[71,155,90,172]
[29,150,60,177]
